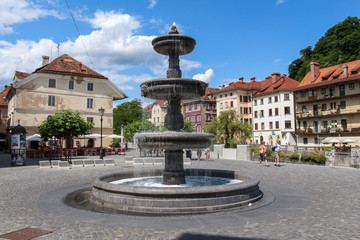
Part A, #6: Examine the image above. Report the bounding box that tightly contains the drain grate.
[0,227,52,240]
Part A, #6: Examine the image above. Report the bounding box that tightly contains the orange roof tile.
[154,100,167,107]
[0,86,11,106]
[253,75,299,96]
[214,80,261,94]
[15,71,31,80]
[296,60,360,90]
[34,54,107,79]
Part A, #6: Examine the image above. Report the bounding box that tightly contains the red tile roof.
[14,71,31,80]
[154,100,167,107]
[254,75,299,96]
[296,60,360,91]
[144,103,153,113]
[34,54,107,79]
[215,80,261,94]
[0,86,11,106]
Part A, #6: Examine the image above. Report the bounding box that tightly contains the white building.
[252,73,299,145]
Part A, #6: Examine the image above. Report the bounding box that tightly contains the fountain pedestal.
[163,150,185,184]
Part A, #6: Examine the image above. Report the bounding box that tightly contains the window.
[275,121,279,129]
[230,93,233,96]
[255,123,258,130]
[191,115,195,122]
[153,117,155,122]
[269,109,273,116]
[240,107,243,114]
[87,98,94,109]
[260,110,264,118]
[239,96,242,102]
[197,104,200,109]
[302,106,307,113]
[205,104,209,109]
[225,102,229,108]
[48,95,55,106]
[269,122,273,129]
[303,138,308,145]
[244,108,248,114]
[197,114,201,121]
[314,137,318,144]
[206,114,211,121]
[87,82,94,91]
[340,101,346,109]
[275,108,279,116]
[186,117,189,121]
[331,120,338,128]
[321,88,326,94]
[260,99,264,105]
[220,103,223,109]
[87,117,94,123]
[220,95,222,98]
[330,102,337,110]
[157,117,159,123]
[249,107,251,114]
[261,122,265,130]
[254,111,258,118]
[284,93,290,101]
[322,121,328,129]
[48,79,56,88]
[186,106,189,112]
[285,120,291,129]
[284,107,291,114]
[349,83,355,90]
[68,80,74,90]
[301,91,306,97]
[321,104,327,111]
[230,101,233,107]
[303,121,307,129]
[254,100,257,106]
[268,97,272,103]
[274,96,278,102]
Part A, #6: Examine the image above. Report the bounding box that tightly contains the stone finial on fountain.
[168,22,179,34]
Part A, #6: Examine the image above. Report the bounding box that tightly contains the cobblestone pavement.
[0,152,359,240]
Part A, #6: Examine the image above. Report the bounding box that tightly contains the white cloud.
[148,0,157,9]
[274,58,280,64]
[0,0,61,35]
[192,68,214,83]
[276,0,286,5]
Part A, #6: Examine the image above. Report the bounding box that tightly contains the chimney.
[271,72,281,84]
[4,85,8,89]
[251,77,256,82]
[222,84,225,88]
[218,85,222,89]
[239,77,244,83]
[310,62,320,82]
[343,64,348,78]
[42,56,49,66]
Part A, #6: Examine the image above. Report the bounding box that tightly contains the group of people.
[259,139,282,167]
[197,148,211,161]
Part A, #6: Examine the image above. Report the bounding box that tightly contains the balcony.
[296,127,354,136]
[296,92,360,104]
[296,108,360,119]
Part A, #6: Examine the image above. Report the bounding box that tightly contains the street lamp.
[99,107,105,159]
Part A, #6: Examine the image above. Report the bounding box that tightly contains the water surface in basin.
[110,176,242,187]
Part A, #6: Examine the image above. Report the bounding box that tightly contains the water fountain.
[89,23,262,215]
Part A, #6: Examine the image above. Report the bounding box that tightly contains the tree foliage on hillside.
[205,109,252,148]
[288,16,360,81]
[113,99,143,134]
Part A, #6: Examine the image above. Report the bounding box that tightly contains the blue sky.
[1,0,359,107]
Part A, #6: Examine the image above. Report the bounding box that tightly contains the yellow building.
[295,60,360,146]
[150,100,167,127]
[6,54,127,147]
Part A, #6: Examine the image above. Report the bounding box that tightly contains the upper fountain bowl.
[152,23,196,56]
[152,34,196,56]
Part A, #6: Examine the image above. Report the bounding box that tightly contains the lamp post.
[99,107,105,159]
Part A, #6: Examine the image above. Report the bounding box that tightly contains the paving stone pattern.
[0,152,359,240]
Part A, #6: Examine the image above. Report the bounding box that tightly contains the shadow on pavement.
[177,233,268,240]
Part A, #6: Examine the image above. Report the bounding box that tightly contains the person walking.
[205,147,210,161]
[272,139,282,167]
[197,149,202,162]
[259,141,270,167]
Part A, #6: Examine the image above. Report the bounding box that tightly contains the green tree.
[38,110,93,161]
[182,119,195,132]
[124,120,159,142]
[288,16,360,81]
[205,109,252,148]
[113,99,143,134]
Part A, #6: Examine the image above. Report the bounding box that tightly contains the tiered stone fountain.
[90,23,262,215]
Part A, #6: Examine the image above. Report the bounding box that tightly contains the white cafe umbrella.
[327,139,341,144]
[84,133,102,138]
[105,134,124,139]
[341,139,356,143]
[26,134,43,141]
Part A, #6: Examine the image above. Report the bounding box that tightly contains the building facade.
[295,61,360,146]
[182,88,217,133]
[6,54,127,147]
[252,73,299,145]
[150,100,167,127]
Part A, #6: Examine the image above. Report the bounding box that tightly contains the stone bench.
[94,159,105,166]
[83,159,95,167]
[39,161,51,168]
[72,159,84,167]
[58,161,70,168]
[104,159,115,166]
[133,158,144,165]
[50,160,60,168]
[153,157,164,165]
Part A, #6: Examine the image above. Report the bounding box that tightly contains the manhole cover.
[0,227,52,240]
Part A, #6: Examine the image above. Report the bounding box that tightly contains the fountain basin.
[140,78,207,100]
[152,34,196,56]
[90,169,262,215]
[135,131,215,150]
